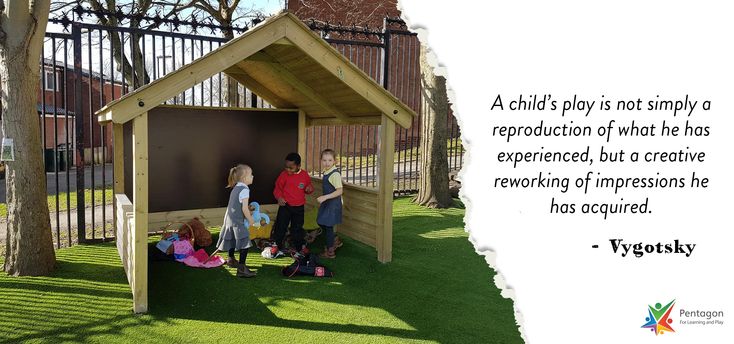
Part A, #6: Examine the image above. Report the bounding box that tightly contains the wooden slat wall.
[115,194,134,284]
[147,204,279,232]
[307,177,379,248]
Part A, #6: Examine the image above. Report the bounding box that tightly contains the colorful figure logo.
[641,299,675,335]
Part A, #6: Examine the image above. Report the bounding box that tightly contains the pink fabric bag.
[192,249,210,263]
[173,240,225,268]
[182,250,225,268]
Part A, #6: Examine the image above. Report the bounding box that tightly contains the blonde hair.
[321,149,336,159]
[227,164,252,188]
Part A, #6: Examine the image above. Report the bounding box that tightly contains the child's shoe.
[291,246,310,260]
[305,228,322,243]
[226,257,239,268]
[236,265,256,278]
[261,248,273,259]
[268,245,286,259]
[291,250,304,260]
[264,247,285,259]
[319,247,336,259]
[334,235,343,249]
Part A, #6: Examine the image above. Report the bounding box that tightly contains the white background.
[399,1,734,343]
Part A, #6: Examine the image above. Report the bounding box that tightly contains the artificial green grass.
[0,198,521,343]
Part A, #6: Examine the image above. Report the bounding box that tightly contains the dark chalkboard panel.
[124,106,299,213]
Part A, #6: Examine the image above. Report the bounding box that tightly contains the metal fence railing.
[303,18,463,195]
[6,9,462,249]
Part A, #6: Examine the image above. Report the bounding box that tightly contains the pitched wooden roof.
[96,12,416,128]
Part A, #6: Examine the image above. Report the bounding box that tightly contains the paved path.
[0,164,113,202]
[1,164,113,243]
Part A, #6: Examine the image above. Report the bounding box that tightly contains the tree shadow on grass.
[0,200,521,343]
[145,200,521,343]
[148,252,431,341]
[0,243,171,343]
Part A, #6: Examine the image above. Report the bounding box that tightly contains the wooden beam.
[132,112,149,313]
[148,204,278,230]
[113,123,124,229]
[98,111,113,123]
[155,104,298,113]
[284,18,415,129]
[225,70,294,109]
[273,37,294,46]
[149,207,227,231]
[97,16,288,124]
[113,124,125,194]
[376,114,395,263]
[298,110,307,168]
[308,116,382,127]
[240,52,277,63]
[250,52,353,123]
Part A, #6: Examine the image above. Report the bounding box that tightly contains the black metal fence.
[22,9,462,249]
[303,19,463,194]
[36,17,256,248]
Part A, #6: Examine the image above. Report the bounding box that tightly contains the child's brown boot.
[236,265,256,278]
[226,257,239,268]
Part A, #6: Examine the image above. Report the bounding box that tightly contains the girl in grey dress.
[216,164,257,278]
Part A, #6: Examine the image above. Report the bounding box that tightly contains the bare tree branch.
[50,1,75,12]
[228,0,241,18]
[84,0,151,87]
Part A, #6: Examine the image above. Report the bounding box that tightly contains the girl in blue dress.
[316,149,343,259]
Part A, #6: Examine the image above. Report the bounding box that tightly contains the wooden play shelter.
[96,12,416,313]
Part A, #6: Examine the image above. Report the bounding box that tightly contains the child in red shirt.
[272,152,313,257]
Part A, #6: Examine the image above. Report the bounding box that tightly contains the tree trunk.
[225,76,239,106]
[221,30,239,106]
[1,0,56,276]
[414,44,452,208]
[105,30,150,88]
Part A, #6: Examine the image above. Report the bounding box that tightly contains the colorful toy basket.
[159,221,196,255]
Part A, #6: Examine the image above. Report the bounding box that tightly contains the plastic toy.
[248,202,272,240]
[249,201,271,227]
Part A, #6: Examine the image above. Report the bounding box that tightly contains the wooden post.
[112,123,124,228]
[376,114,395,263]
[132,112,149,313]
[298,110,307,169]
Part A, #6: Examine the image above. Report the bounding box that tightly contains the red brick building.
[287,0,424,164]
[287,0,401,28]
[1,60,119,167]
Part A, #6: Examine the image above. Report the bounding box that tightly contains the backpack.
[282,253,334,278]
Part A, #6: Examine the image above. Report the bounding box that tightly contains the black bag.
[282,253,334,278]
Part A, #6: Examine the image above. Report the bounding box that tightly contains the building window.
[44,70,57,91]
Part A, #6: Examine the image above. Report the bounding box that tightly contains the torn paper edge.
[396,4,528,343]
